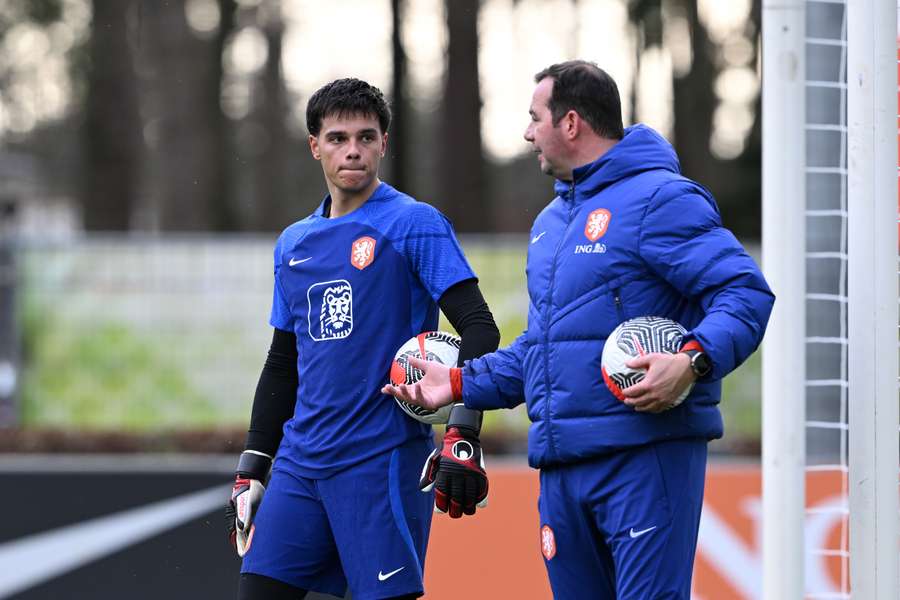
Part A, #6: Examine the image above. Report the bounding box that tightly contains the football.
[389,331,460,424]
[601,316,693,405]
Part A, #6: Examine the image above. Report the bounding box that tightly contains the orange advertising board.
[424,464,847,599]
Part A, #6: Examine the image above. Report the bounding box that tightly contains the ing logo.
[584,208,611,242]
[307,280,353,341]
[351,236,376,270]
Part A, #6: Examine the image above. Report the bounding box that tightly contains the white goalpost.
[846,0,899,597]
[761,1,807,599]
[762,0,899,598]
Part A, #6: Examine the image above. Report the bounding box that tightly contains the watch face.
[692,352,712,377]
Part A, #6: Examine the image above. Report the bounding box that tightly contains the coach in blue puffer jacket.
[464,125,772,471]
[385,60,773,600]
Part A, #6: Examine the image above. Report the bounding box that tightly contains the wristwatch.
[681,349,712,378]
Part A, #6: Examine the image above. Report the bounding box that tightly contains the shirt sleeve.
[639,183,775,381]
[400,204,477,301]
[269,235,294,331]
[460,331,529,410]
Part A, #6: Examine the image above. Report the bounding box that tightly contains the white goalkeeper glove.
[225,450,271,557]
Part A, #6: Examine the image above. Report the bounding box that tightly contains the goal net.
[762,0,898,597]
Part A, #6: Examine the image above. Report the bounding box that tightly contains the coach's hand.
[621,352,695,413]
[381,356,455,410]
[225,450,272,557]
[420,405,488,518]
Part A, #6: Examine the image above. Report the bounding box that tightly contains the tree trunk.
[388,0,409,193]
[629,0,662,47]
[212,0,238,230]
[669,0,761,239]
[250,0,290,231]
[628,0,662,123]
[740,0,763,165]
[439,0,484,232]
[671,0,716,183]
[83,0,142,231]
[138,0,225,231]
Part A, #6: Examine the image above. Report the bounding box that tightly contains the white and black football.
[601,316,692,405]
[389,331,460,424]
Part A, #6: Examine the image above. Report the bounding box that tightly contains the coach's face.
[309,112,386,195]
[524,77,569,180]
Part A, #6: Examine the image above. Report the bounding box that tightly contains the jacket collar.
[552,124,681,202]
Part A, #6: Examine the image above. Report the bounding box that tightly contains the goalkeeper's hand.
[225,450,272,557]
[420,405,488,518]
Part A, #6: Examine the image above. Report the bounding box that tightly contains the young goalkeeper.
[226,78,499,600]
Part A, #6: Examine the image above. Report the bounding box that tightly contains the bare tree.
[83,0,142,231]
[248,0,290,231]
[670,0,715,186]
[212,0,239,230]
[670,0,761,238]
[627,0,662,122]
[439,0,484,232]
[137,0,227,231]
[388,0,409,193]
[626,0,761,238]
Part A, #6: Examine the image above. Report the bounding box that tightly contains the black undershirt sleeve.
[244,327,299,457]
[438,278,501,366]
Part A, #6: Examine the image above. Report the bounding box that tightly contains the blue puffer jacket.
[462,124,774,469]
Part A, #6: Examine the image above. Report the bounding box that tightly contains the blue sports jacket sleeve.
[639,184,775,381]
[460,331,530,410]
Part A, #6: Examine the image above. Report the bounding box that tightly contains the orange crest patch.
[350,236,376,270]
[540,525,556,560]
[584,208,611,242]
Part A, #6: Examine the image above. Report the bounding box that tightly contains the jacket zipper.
[541,181,576,460]
[613,288,625,322]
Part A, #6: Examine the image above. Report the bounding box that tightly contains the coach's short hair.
[534,61,624,140]
[306,78,391,137]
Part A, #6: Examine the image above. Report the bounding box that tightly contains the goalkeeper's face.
[309,112,387,195]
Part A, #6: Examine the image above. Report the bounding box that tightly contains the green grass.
[20,308,216,430]
[719,350,762,444]
[16,241,761,447]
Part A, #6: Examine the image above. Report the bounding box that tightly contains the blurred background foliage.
[0,0,763,454]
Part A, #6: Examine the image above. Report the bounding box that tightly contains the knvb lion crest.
[351,236,376,270]
[307,280,353,341]
[584,208,611,242]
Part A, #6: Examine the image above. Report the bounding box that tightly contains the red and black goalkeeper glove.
[225,450,271,557]
[419,404,488,518]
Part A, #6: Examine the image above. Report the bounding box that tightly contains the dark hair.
[306,78,391,137]
[534,61,624,139]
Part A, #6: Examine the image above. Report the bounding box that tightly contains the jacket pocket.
[612,287,626,323]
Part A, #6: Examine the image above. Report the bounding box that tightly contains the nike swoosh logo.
[531,231,546,244]
[629,525,657,539]
[0,485,226,597]
[377,566,405,581]
[289,257,312,266]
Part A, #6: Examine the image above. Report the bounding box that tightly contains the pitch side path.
[0,455,846,599]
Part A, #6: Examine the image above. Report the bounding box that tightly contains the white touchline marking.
[0,484,228,598]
